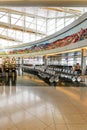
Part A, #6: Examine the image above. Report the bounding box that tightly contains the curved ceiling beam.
[43,7,82,16]
[0,34,22,42]
[0,8,79,20]
[0,22,46,35]
[0,1,87,7]
[0,8,47,19]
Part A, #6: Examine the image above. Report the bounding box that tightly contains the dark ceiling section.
[0,1,87,7]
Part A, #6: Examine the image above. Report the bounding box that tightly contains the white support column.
[44,55,48,66]
[55,12,57,32]
[8,11,11,46]
[22,8,26,43]
[46,17,48,35]
[35,12,37,41]
[22,57,24,66]
[46,10,49,35]
[64,12,66,27]
[81,49,86,75]
[8,11,11,27]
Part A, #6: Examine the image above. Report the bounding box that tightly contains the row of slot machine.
[0,57,16,72]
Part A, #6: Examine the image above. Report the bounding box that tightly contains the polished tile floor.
[0,70,87,130]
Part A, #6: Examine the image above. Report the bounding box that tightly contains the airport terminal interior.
[0,2,87,130]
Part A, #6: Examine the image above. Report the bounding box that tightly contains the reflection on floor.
[0,73,17,87]
[0,86,87,130]
[0,68,87,130]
